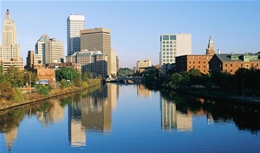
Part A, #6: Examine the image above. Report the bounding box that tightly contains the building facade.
[159,34,192,66]
[67,14,85,56]
[35,34,48,64]
[137,58,152,73]
[80,28,116,76]
[175,36,216,74]
[209,52,260,74]
[45,38,64,64]
[0,9,23,72]
[66,50,107,77]
[36,36,64,64]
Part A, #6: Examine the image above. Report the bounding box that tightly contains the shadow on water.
[160,90,260,135]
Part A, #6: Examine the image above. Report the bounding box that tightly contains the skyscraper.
[67,14,85,56]
[45,38,64,64]
[35,34,49,64]
[80,28,116,76]
[35,35,64,64]
[159,34,192,66]
[0,9,23,71]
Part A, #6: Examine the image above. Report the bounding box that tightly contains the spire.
[6,9,10,20]
[206,35,215,55]
[208,35,214,48]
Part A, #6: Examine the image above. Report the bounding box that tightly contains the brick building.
[176,36,216,74]
[209,52,260,74]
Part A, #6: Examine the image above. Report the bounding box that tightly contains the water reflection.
[1,84,260,152]
[68,83,118,147]
[137,84,151,99]
[160,90,260,135]
[160,97,192,132]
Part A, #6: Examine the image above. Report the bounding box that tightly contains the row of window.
[162,49,176,51]
[162,45,176,47]
[162,59,174,62]
[189,57,209,60]
[162,56,173,58]
[189,61,207,64]
[162,41,176,44]
[189,65,208,69]
[162,52,176,55]
[224,63,259,67]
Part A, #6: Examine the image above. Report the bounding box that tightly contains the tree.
[0,79,14,100]
[5,66,24,87]
[82,70,91,81]
[55,67,79,82]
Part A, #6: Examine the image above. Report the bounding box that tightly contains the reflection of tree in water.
[161,90,260,135]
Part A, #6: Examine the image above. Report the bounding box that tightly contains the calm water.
[1,84,260,153]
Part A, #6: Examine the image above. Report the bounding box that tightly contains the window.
[163,35,169,40]
[170,35,176,40]
[230,63,232,67]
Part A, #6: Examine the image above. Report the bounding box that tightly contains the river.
[0,83,260,153]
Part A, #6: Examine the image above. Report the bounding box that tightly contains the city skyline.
[1,1,259,68]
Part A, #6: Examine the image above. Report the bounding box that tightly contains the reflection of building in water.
[137,84,151,99]
[4,127,18,152]
[108,83,118,111]
[68,100,86,147]
[160,97,192,131]
[68,85,112,147]
[37,101,65,127]
[81,86,112,132]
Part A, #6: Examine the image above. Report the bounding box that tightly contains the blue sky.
[1,0,260,68]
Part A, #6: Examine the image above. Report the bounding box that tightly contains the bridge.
[106,77,143,84]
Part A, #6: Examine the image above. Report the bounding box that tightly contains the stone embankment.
[0,82,101,111]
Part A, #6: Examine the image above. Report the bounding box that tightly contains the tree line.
[0,66,98,102]
[142,67,260,96]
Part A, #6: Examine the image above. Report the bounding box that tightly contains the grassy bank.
[0,79,101,111]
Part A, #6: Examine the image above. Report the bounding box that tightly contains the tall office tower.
[67,14,85,55]
[0,9,23,71]
[35,34,49,64]
[80,28,114,76]
[159,34,192,66]
[206,35,215,55]
[45,38,64,64]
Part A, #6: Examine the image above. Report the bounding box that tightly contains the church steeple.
[206,35,215,55]
[6,9,10,20]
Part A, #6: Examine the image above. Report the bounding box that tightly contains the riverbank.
[174,89,260,106]
[146,83,260,106]
[0,80,101,111]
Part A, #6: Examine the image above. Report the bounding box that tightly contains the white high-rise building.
[67,14,85,56]
[35,34,49,64]
[0,9,23,72]
[159,34,192,66]
[35,35,64,64]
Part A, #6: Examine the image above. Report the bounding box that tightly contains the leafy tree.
[0,79,14,100]
[5,66,24,87]
[24,71,38,86]
[82,70,91,81]
[12,88,25,103]
[55,67,79,82]
[36,84,52,95]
